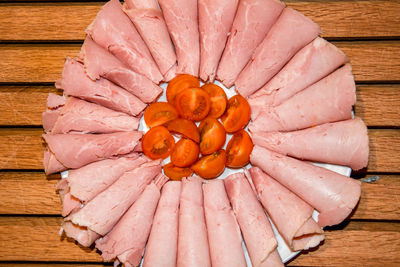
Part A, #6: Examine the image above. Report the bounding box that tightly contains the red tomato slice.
[166,118,200,143]
[144,102,178,128]
[226,130,254,168]
[142,126,175,159]
[166,74,200,106]
[201,83,227,118]
[175,88,211,121]
[171,139,199,167]
[163,162,193,181]
[198,117,226,155]
[221,95,251,133]
[191,150,226,179]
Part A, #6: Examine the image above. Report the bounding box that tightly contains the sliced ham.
[56,58,146,116]
[251,117,369,170]
[249,167,324,251]
[198,0,239,82]
[42,93,66,133]
[249,37,348,112]
[203,179,246,267]
[143,181,181,267]
[42,131,143,175]
[235,8,321,97]
[123,0,177,78]
[56,178,81,217]
[216,0,285,88]
[159,0,199,76]
[224,173,279,267]
[86,0,163,83]
[177,176,211,267]
[96,174,168,266]
[61,221,100,247]
[249,63,356,132]
[250,146,362,227]
[47,93,66,109]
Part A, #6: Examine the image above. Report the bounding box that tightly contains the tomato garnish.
[198,117,226,155]
[171,139,199,167]
[166,74,200,106]
[226,130,254,168]
[144,102,178,128]
[163,162,193,181]
[175,88,211,121]
[142,126,175,159]
[191,150,226,179]
[201,83,227,118]
[166,118,200,143]
[221,95,251,133]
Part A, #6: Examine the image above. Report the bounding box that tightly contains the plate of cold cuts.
[42,0,370,266]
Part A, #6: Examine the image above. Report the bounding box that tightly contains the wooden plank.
[368,129,400,173]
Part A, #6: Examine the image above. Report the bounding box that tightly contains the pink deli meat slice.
[96,174,168,265]
[159,0,200,76]
[203,179,246,267]
[47,93,66,109]
[56,178,81,217]
[216,0,285,88]
[42,131,143,174]
[251,117,369,170]
[81,37,162,103]
[61,221,100,247]
[249,63,356,132]
[249,37,348,110]
[249,167,324,251]
[198,0,239,82]
[250,146,362,227]
[86,0,163,83]
[142,181,181,267]
[42,93,66,132]
[177,176,211,267]
[224,173,280,267]
[235,8,321,97]
[56,58,146,116]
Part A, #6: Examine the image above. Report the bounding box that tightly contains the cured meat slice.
[61,221,100,247]
[67,160,162,236]
[177,176,211,267]
[143,181,181,267]
[251,117,369,170]
[250,146,362,227]
[249,167,324,251]
[203,179,246,267]
[86,0,163,83]
[249,64,356,132]
[235,8,321,97]
[224,173,280,267]
[56,58,146,116]
[198,0,239,82]
[123,0,177,78]
[81,37,162,103]
[56,178,81,217]
[96,174,169,266]
[47,93,66,109]
[42,93,66,133]
[159,0,200,76]
[249,37,348,111]
[216,0,285,88]
[43,131,143,174]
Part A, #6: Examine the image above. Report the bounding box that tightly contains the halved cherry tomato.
[221,95,251,133]
[163,162,193,181]
[198,117,226,155]
[142,126,175,159]
[175,88,211,121]
[166,74,200,106]
[191,150,226,179]
[144,102,178,128]
[201,83,227,118]
[226,130,254,168]
[171,139,199,167]
[166,118,200,143]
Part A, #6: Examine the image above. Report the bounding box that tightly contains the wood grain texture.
[368,129,400,173]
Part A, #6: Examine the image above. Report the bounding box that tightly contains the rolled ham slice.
[143,181,181,267]
[251,117,369,170]
[177,176,211,267]
[249,167,324,251]
[56,178,81,217]
[123,0,177,78]
[235,8,321,97]
[198,0,239,82]
[249,64,356,132]
[203,179,246,267]
[43,131,143,174]
[224,173,280,267]
[61,221,100,247]
[159,0,199,76]
[250,146,362,227]
[42,93,66,133]
[249,37,348,111]
[56,58,146,116]
[96,174,169,266]
[86,0,163,83]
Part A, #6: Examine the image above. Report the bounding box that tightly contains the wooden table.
[0,0,399,266]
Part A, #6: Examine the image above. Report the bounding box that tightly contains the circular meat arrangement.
[42,0,370,266]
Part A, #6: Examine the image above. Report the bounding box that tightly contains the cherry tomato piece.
[171,139,199,167]
[144,102,179,128]
[166,74,200,106]
[175,88,211,121]
[221,95,251,133]
[142,126,175,159]
[226,130,254,168]
[201,83,227,118]
[191,150,226,179]
[198,117,226,155]
[163,162,193,181]
[166,118,200,143]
